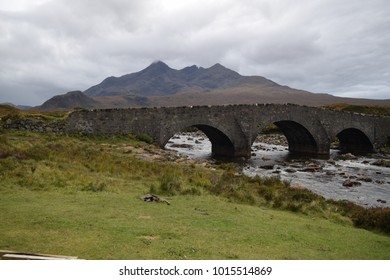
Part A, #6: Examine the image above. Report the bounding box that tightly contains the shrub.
[135,134,153,144]
[158,173,182,195]
[329,201,390,233]
[286,202,302,212]
[351,207,390,233]
[256,185,275,202]
[209,171,238,195]
[290,189,317,203]
[272,197,283,208]
[261,124,282,134]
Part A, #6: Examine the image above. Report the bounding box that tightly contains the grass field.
[0,129,389,259]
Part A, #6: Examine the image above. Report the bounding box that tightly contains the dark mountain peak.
[142,60,172,74]
[180,65,200,75]
[188,63,242,89]
[152,60,169,67]
[209,63,225,69]
[208,63,237,72]
[205,63,241,78]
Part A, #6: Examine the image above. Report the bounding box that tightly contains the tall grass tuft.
[159,173,182,195]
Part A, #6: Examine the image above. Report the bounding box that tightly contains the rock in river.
[342,179,362,187]
[372,159,390,168]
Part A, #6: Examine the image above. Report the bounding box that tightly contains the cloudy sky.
[1,0,389,106]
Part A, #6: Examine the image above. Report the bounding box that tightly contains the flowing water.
[166,132,390,208]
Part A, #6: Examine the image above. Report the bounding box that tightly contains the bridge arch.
[254,119,323,155]
[274,120,318,154]
[336,128,374,153]
[163,124,235,158]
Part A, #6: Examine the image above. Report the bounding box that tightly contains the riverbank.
[167,132,390,208]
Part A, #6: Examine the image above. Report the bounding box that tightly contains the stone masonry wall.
[64,104,390,157]
[2,105,389,157]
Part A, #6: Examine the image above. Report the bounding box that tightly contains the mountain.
[36,90,98,111]
[37,61,390,110]
[84,61,278,97]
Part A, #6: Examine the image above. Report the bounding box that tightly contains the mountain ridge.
[36,61,390,110]
[83,61,278,97]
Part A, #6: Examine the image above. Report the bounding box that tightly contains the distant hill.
[36,90,98,111]
[0,103,32,110]
[37,61,390,110]
[0,104,20,117]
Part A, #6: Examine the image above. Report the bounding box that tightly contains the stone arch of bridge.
[162,124,236,158]
[254,120,321,155]
[335,127,374,153]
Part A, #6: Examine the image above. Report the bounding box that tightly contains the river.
[166,132,390,208]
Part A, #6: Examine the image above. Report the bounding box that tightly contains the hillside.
[34,61,390,110]
[37,90,98,111]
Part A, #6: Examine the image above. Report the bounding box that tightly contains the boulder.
[372,159,390,168]
[342,179,362,187]
[285,168,297,173]
[260,165,274,170]
[300,163,322,172]
[357,176,373,182]
[338,153,357,160]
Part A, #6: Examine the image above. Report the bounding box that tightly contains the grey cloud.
[1,0,389,106]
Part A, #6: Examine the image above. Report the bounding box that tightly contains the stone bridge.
[65,104,390,158]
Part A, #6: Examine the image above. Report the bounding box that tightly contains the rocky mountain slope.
[84,61,278,97]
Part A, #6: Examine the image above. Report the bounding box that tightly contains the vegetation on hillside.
[0,104,69,121]
[323,103,390,116]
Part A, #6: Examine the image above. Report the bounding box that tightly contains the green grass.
[2,190,389,260]
[0,129,389,259]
